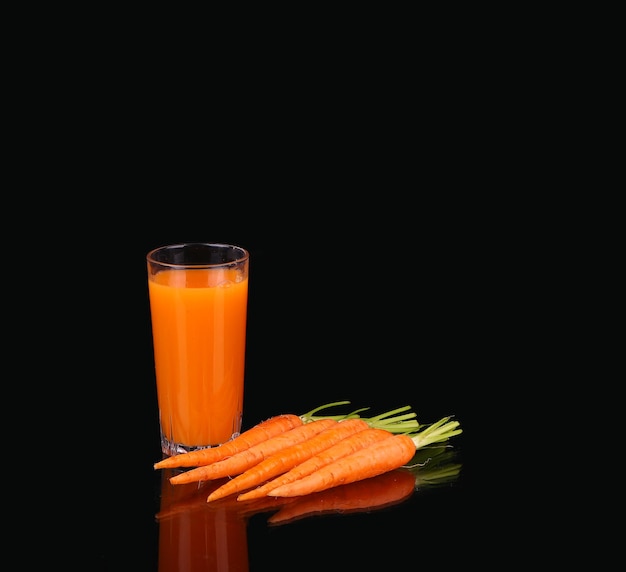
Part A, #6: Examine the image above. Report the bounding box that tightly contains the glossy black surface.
[69,232,477,570]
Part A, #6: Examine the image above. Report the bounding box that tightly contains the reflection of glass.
[157,470,249,572]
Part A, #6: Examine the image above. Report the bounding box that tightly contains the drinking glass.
[147,243,249,456]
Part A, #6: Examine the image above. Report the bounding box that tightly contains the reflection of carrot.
[156,477,226,520]
[156,469,295,522]
[267,468,416,525]
[408,447,463,490]
[154,414,303,469]
[170,419,337,485]
[156,480,293,521]
[206,419,369,502]
[268,433,416,497]
[215,493,297,519]
[237,428,393,501]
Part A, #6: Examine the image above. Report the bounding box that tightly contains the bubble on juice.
[215,269,245,287]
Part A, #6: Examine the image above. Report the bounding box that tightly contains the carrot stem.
[301,401,369,422]
[300,401,353,419]
[301,402,421,434]
[406,416,462,462]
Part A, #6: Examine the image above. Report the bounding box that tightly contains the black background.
[8,28,533,569]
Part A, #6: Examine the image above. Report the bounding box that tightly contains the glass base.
[160,432,241,457]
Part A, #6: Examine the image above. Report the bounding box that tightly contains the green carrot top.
[300,400,462,453]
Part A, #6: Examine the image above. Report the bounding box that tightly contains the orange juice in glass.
[147,243,249,456]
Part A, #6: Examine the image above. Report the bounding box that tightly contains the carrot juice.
[147,244,249,456]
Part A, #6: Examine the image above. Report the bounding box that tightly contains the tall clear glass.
[147,243,249,456]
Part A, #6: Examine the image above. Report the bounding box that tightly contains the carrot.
[267,468,416,525]
[267,416,462,498]
[154,413,303,469]
[169,418,338,485]
[266,433,415,497]
[206,418,370,502]
[232,404,425,501]
[237,427,393,501]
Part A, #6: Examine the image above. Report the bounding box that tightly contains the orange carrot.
[169,418,338,485]
[154,414,303,469]
[237,427,393,501]
[267,433,417,497]
[267,468,416,525]
[206,418,370,502]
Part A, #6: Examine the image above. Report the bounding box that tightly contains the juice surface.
[148,268,248,448]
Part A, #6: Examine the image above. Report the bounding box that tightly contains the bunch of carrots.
[154,401,462,504]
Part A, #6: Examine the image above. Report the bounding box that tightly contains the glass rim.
[147,242,249,269]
